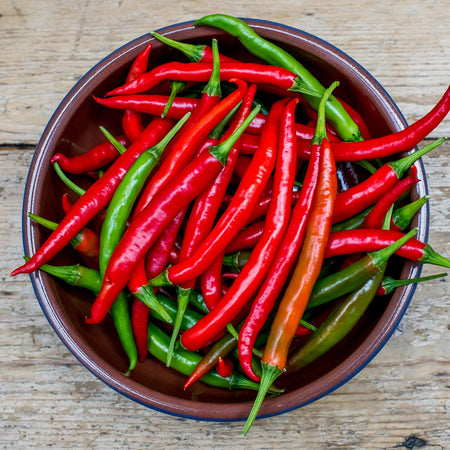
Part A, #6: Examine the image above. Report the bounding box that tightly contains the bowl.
[22,18,428,421]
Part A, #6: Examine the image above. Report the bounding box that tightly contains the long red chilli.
[181,86,257,309]
[132,208,187,362]
[106,61,307,97]
[126,48,225,298]
[179,84,258,291]
[180,99,296,352]
[156,99,287,288]
[94,95,199,119]
[332,137,445,224]
[238,134,322,381]
[133,79,247,216]
[122,43,152,142]
[51,135,129,174]
[323,229,444,263]
[311,84,450,161]
[361,173,418,229]
[85,104,260,324]
[95,94,337,142]
[12,118,173,276]
[239,84,450,161]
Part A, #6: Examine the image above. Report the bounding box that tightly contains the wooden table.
[1,1,449,447]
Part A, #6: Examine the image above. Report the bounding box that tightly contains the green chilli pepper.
[147,322,281,393]
[194,14,362,142]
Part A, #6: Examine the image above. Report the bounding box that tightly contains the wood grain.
[1,0,449,448]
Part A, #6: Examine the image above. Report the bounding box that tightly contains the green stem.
[52,162,86,197]
[28,212,83,249]
[209,104,261,165]
[370,227,418,268]
[151,31,205,62]
[149,293,204,330]
[202,39,221,98]
[354,160,377,174]
[208,102,241,139]
[166,287,191,367]
[299,319,317,332]
[393,196,429,231]
[134,285,173,324]
[311,81,339,146]
[389,138,446,178]
[194,14,362,142]
[149,268,172,287]
[162,81,187,118]
[421,245,450,268]
[225,323,239,340]
[381,272,447,295]
[100,127,128,154]
[382,204,394,231]
[242,362,284,436]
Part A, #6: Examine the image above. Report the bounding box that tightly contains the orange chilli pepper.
[242,82,338,436]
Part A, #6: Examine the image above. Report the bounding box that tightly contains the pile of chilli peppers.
[12,14,450,435]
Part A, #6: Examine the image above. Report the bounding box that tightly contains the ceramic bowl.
[22,18,427,421]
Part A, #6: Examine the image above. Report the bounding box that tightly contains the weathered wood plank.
[0,0,449,144]
[1,0,449,447]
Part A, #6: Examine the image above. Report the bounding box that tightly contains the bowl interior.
[23,19,427,420]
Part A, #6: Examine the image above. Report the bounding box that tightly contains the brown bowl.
[22,19,428,421]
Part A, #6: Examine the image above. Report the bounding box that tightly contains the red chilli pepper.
[51,135,130,174]
[324,229,450,268]
[128,45,226,323]
[361,172,419,229]
[179,84,258,289]
[152,99,287,290]
[122,43,152,142]
[242,84,338,435]
[85,104,260,324]
[12,118,173,277]
[332,138,445,224]
[295,84,450,162]
[94,94,199,119]
[94,93,339,144]
[61,193,73,214]
[238,99,325,381]
[133,78,246,216]
[132,209,187,362]
[225,220,265,253]
[179,98,296,352]
[106,61,316,97]
[200,253,224,311]
[216,356,234,378]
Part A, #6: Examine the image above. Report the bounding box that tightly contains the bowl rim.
[22,18,429,422]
